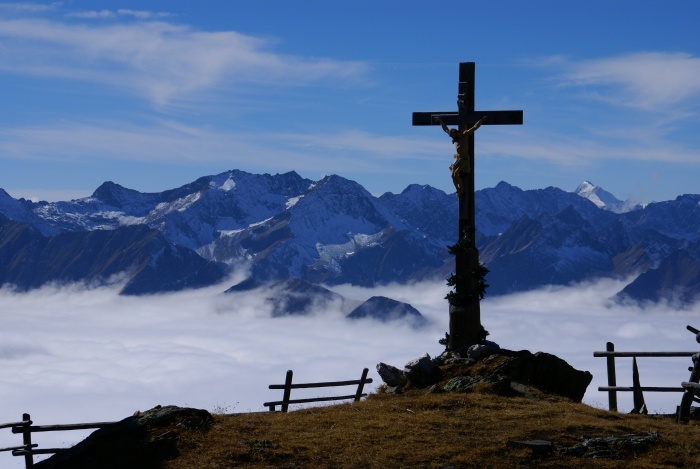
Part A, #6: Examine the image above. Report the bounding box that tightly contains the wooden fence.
[0,413,117,468]
[593,341,695,412]
[264,368,373,412]
[1,368,374,466]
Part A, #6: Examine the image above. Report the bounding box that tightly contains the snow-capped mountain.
[0,170,698,306]
[574,180,642,213]
[203,174,449,286]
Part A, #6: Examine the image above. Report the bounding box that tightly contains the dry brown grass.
[166,390,700,468]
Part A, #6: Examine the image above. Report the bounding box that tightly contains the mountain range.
[0,169,698,309]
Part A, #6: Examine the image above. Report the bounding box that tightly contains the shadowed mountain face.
[616,249,700,306]
[0,170,698,305]
[225,277,344,317]
[0,213,228,295]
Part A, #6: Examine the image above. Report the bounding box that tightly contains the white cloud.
[0,16,370,106]
[556,52,700,111]
[66,9,116,19]
[0,276,698,466]
[0,2,61,13]
[0,120,446,179]
[278,129,444,160]
[482,126,700,166]
[116,9,172,20]
[66,9,173,21]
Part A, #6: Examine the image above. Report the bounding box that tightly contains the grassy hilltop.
[166,390,700,468]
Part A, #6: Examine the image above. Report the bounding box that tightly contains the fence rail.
[264,368,373,412]
[3,367,374,467]
[593,341,695,412]
[0,413,117,468]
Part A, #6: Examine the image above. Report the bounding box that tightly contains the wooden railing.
[593,341,695,412]
[0,413,117,468]
[264,368,373,412]
[1,368,374,467]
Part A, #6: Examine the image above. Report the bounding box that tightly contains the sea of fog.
[1,276,699,466]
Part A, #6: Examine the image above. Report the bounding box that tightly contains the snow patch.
[117,215,146,226]
[220,176,236,192]
[316,232,383,273]
[218,229,245,237]
[248,217,274,228]
[286,195,304,209]
[150,192,202,218]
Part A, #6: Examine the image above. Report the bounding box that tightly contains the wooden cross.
[412,62,523,353]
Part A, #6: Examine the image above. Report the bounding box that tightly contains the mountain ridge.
[0,170,697,306]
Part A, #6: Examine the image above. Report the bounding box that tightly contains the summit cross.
[412,62,523,353]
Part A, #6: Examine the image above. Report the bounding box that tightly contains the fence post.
[21,413,33,469]
[605,342,618,412]
[281,370,293,413]
[354,368,369,402]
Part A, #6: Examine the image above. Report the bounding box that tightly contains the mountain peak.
[495,181,515,189]
[346,296,427,326]
[574,181,636,213]
[91,181,140,207]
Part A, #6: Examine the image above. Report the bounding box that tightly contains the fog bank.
[1,278,698,466]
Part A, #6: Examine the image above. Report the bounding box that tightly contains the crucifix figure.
[412,62,523,354]
[435,114,489,197]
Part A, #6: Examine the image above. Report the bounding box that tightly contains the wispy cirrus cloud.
[0,2,62,13]
[481,127,700,166]
[551,52,700,111]
[66,9,173,20]
[0,120,443,185]
[1,116,696,198]
[0,14,370,106]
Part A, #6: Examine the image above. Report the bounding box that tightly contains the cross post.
[412,62,523,353]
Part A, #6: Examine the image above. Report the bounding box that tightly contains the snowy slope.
[574,181,642,214]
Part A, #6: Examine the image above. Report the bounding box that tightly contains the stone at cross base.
[412,62,523,354]
[376,349,592,402]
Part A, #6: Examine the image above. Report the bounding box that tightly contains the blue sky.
[0,1,698,204]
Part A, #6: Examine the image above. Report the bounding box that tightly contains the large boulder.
[436,349,592,402]
[404,353,443,388]
[376,362,407,388]
[493,351,593,402]
[34,405,213,469]
[467,340,501,360]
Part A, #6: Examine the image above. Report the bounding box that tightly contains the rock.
[404,353,442,388]
[427,383,443,394]
[490,350,592,401]
[531,352,592,402]
[433,350,474,366]
[509,382,541,399]
[434,349,592,401]
[506,439,555,455]
[442,376,480,393]
[385,386,403,394]
[467,340,501,360]
[560,432,659,458]
[34,405,213,469]
[376,362,407,388]
[441,374,511,396]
